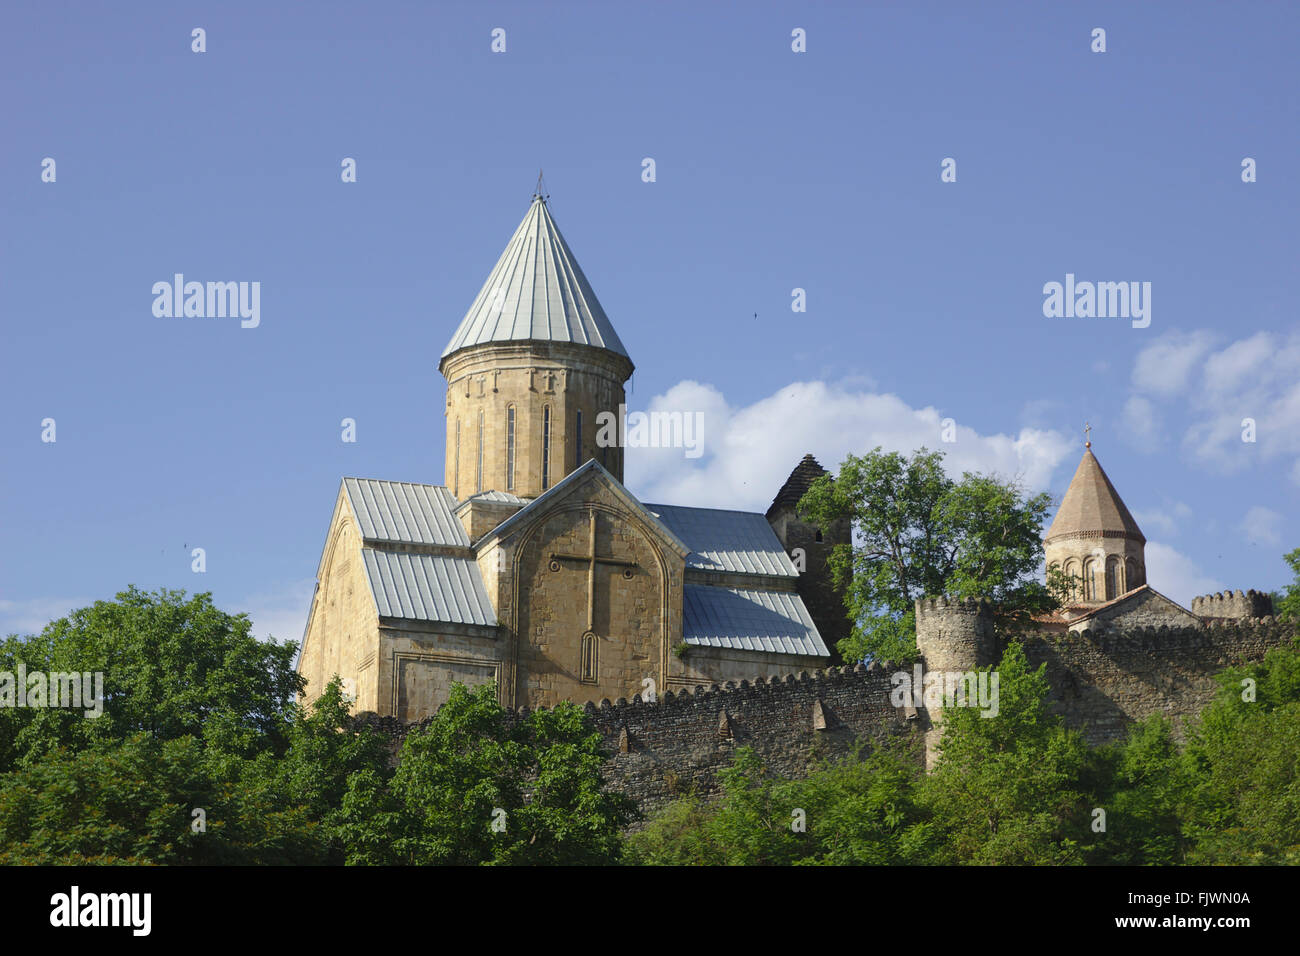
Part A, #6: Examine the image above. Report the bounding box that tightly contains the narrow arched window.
[541,405,551,490]
[454,419,460,498]
[476,410,484,494]
[580,632,597,684]
[575,410,583,470]
[815,529,823,543]
[1126,557,1142,589]
[1063,560,1079,601]
[506,405,516,490]
[1105,556,1119,601]
[1083,558,1097,601]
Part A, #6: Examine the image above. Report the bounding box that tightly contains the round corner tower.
[438,195,635,500]
[914,596,997,673]
[1043,442,1146,604]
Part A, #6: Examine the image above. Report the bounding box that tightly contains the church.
[297,192,848,720]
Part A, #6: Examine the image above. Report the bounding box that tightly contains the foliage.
[333,683,634,865]
[624,742,929,866]
[0,586,303,773]
[797,447,1056,663]
[920,642,1093,864]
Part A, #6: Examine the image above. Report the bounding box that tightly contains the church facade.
[298,194,844,721]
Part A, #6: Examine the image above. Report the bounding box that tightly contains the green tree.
[797,447,1058,662]
[1275,547,1300,627]
[334,683,633,865]
[0,586,303,772]
[0,733,327,865]
[625,742,929,866]
[920,642,1093,864]
[1181,637,1300,864]
[1087,715,1193,865]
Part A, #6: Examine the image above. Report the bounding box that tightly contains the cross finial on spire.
[1084,421,1092,449]
[533,169,548,203]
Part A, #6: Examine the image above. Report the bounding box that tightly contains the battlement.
[1191,589,1274,620]
[915,595,996,672]
[914,595,994,614]
[349,614,1297,815]
[352,660,913,818]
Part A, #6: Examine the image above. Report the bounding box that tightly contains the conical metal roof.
[441,196,630,361]
[1044,447,1145,544]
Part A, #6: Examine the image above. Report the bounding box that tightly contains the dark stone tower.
[766,454,852,662]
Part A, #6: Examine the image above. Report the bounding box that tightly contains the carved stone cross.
[550,509,637,631]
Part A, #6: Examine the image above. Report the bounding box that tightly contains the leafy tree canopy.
[797,447,1061,663]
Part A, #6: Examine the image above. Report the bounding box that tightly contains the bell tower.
[1044,430,1146,604]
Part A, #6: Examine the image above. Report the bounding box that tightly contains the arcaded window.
[1082,558,1097,601]
[506,405,516,490]
[1126,557,1143,589]
[541,405,551,490]
[1105,556,1119,601]
[1063,560,1080,601]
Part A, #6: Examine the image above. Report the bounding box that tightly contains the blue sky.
[3,1,1296,642]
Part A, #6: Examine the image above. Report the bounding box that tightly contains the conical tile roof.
[766,454,830,519]
[1044,447,1145,544]
[441,196,630,361]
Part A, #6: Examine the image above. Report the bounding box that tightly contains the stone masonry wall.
[355,662,919,820]
[1013,619,1293,746]
[352,617,1296,820]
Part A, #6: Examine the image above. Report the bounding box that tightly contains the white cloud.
[1132,501,1193,539]
[1121,395,1163,450]
[0,596,95,638]
[1130,330,1216,397]
[1128,329,1300,473]
[239,578,317,645]
[625,378,1074,510]
[1241,506,1283,547]
[1144,543,1224,608]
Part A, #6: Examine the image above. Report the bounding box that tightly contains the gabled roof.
[342,478,467,548]
[1064,584,1197,630]
[766,454,829,519]
[683,585,829,657]
[644,503,799,578]
[1044,447,1145,544]
[441,196,631,362]
[477,458,688,556]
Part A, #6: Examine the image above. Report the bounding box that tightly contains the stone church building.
[298,193,847,720]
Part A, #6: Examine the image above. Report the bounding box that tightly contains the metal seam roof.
[682,585,829,657]
[441,197,630,360]
[361,548,496,626]
[644,504,799,578]
[343,478,468,547]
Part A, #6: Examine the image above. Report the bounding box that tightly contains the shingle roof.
[1044,448,1145,544]
[644,504,798,578]
[441,196,631,361]
[766,454,829,519]
[343,478,468,547]
[683,585,829,657]
[361,549,496,626]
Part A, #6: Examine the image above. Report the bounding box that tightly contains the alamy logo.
[152,274,260,328]
[890,663,999,717]
[0,662,103,718]
[594,403,703,458]
[1042,273,1150,328]
[50,886,151,936]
